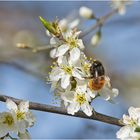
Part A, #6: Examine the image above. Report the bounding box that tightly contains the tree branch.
[0,94,124,127]
[80,8,118,38]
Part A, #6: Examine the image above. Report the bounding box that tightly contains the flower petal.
[100,86,111,101]
[112,88,119,97]
[81,103,93,116]
[0,124,8,138]
[128,107,140,120]
[87,88,97,99]
[61,75,71,89]
[55,44,69,57]
[17,120,27,133]
[76,79,87,93]
[50,81,58,92]
[69,19,80,29]
[49,67,64,81]
[61,91,75,103]
[50,37,60,46]
[123,114,131,125]
[25,111,36,127]
[50,48,57,58]
[70,48,80,64]
[6,99,18,111]
[77,39,85,49]
[19,101,29,113]
[72,68,83,80]
[59,18,68,31]
[116,126,133,139]
[58,56,68,66]
[67,102,80,115]
[18,131,31,139]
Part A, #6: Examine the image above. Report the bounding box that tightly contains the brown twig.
[0,94,124,127]
[80,8,118,38]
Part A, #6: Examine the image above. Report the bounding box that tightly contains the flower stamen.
[76,93,86,105]
[3,114,14,126]
[16,110,25,120]
[62,65,73,75]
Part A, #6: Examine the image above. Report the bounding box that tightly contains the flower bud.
[79,6,94,19]
[91,31,101,46]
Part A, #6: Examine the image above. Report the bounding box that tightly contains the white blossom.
[79,6,93,19]
[50,30,85,62]
[6,99,35,134]
[0,112,17,138]
[49,56,84,89]
[62,79,93,116]
[117,107,140,140]
[0,99,35,139]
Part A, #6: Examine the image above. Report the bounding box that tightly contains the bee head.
[90,60,105,77]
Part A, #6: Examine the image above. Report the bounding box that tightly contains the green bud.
[39,16,56,34]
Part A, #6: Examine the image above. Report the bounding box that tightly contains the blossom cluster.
[117,107,140,140]
[0,99,35,139]
[39,7,119,117]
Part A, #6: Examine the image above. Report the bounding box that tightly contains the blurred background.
[0,1,140,139]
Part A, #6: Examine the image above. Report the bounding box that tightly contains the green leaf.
[39,16,56,34]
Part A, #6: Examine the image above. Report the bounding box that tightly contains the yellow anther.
[16,110,25,120]
[76,93,86,105]
[62,66,72,75]
[3,114,14,126]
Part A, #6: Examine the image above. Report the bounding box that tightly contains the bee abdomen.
[88,76,105,91]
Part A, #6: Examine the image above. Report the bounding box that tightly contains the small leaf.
[39,16,56,34]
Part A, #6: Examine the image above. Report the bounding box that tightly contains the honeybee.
[88,60,105,91]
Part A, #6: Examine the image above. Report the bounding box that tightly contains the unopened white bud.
[91,31,101,46]
[118,6,126,15]
[79,6,94,19]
